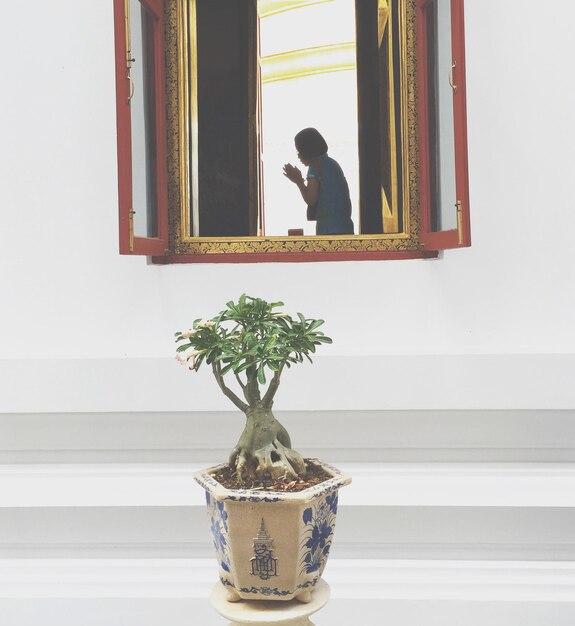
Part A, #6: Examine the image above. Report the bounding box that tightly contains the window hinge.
[449,61,457,93]
[456,200,463,245]
[129,209,135,252]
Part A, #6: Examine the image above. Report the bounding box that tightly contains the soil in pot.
[212,459,333,493]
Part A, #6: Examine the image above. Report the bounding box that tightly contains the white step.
[2,504,574,561]
[2,463,575,508]
[3,410,575,465]
[2,462,574,623]
[2,597,575,626]
[2,559,575,602]
[1,464,575,562]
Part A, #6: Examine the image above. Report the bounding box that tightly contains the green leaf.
[306,319,325,332]
[234,361,252,373]
[316,336,333,344]
[174,296,333,384]
[220,362,234,376]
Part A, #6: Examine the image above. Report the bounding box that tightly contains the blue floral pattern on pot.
[206,491,231,573]
[300,490,339,575]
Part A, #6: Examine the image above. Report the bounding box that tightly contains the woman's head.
[294,128,328,164]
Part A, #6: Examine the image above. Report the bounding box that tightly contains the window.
[417,0,471,249]
[113,0,470,262]
[259,1,359,237]
[114,0,169,255]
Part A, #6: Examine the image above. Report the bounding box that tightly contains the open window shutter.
[355,0,384,235]
[195,0,253,237]
[114,0,169,255]
[256,8,265,236]
[418,0,471,250]
[247,0,262,237]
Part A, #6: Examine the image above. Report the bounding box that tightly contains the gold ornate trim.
[171,233,414,255]
[405,0,420,243]
[165,0,421,257]
[165,0,182,254]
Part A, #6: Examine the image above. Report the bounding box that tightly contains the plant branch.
[245,364,261,405]
[262,365,284,407]
[236,371,253,404]
[212,363,248,412]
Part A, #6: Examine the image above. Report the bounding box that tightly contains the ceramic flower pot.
[194,459,351,603]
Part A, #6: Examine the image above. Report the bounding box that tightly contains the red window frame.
[417,0,471,250]
[114,0,169,256]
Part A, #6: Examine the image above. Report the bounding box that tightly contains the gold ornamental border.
[165,0,420,256]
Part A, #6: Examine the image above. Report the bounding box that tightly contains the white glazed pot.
[194,459,351,603]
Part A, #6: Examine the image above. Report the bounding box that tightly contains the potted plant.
[175,295,351,603]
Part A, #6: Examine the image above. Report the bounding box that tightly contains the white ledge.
[3,410,575,465]
[2,354,575,412]
[2,463,575,508]
[2,559,575,601]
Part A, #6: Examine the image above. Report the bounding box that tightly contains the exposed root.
[234,438,306,481]
[229,407,306,482]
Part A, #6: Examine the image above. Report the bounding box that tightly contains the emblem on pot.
[250,518,278,580]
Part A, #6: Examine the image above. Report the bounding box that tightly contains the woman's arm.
[283,164,319,206]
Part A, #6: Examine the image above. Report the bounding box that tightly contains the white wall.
[1,1,575,412]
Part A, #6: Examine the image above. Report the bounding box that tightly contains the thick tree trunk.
[229,405,307,481]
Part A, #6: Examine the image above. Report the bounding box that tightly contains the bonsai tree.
[175,295,332,483]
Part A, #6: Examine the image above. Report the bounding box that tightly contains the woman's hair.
[294,128,328,159]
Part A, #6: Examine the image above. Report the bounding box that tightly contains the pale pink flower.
[180,329,198,339]
[176,347,201,366]
[187,349,202,369]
